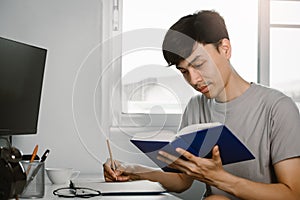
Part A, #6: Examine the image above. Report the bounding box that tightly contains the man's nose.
[188,68,202,86]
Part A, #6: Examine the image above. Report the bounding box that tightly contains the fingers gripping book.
[130,122,255,173]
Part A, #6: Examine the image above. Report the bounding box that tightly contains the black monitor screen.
[0,37,47,135]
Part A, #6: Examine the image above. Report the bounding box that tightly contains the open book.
[130,122,255,172]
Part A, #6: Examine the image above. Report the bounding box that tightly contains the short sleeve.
[270,96,300,164]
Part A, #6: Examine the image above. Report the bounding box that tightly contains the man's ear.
[219,38,231,59]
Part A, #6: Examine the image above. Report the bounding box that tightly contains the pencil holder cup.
[19,160,45,198]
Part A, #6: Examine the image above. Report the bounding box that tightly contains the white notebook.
[73,180,166,195]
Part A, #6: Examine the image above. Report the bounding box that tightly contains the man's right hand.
[103,159,131,182]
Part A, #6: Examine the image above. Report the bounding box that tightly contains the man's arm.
[158,146,300,200]
[135,167,194,193]
[226,157,300,200]
[103,159,194,193]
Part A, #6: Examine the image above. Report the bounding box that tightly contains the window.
[269,0,300,108]
[107,0,259,127]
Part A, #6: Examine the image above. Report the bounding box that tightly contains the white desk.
[34,184,180,200]
[19,174,182,200]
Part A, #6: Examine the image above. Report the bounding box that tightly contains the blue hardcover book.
[130,122,255,173]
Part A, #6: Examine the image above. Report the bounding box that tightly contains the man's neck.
[216,70,250,103]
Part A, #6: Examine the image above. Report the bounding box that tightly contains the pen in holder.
[20,160,45,198]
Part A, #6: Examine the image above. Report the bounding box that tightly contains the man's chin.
[193,87,214,98]
[201,91,213,99]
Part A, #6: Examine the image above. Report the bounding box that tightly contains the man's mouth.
[197,82,210,93]
[198,85,209,93]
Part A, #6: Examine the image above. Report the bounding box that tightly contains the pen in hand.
[106,139,117,180]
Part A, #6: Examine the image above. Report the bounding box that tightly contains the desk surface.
[18,174,182,200]
[22,183,181,200]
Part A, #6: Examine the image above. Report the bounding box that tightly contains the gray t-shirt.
[179,83,300,199]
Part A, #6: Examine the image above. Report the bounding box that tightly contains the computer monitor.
[0,37,47,135]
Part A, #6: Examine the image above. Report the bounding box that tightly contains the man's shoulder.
[252,83,296,109]
[251,83,288,99]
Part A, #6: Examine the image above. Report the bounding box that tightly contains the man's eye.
[194,63,203,68]
[194,61,206,68]
[180,69,187,74]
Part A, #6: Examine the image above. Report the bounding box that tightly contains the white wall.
[0,0,161,174]
[0,0,105,174]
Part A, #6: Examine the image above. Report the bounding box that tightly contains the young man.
[103,10,300,199]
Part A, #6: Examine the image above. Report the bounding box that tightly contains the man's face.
[176,41,231,100]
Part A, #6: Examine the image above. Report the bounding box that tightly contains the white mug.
[45,168,80,185]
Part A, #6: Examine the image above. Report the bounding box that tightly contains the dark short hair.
[162,10,229,66]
